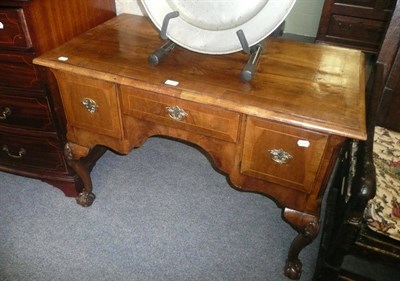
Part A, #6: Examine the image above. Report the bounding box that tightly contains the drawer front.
[0,131,66,172]
[334,0,395,9]
[0,93,54,131]
[327,15,386,47]
[121,86,240,143]
[0,8,32,50]
[335,0,377,8]
[54,71,123,139]
[241,118,328,193]
[0,52,40,89]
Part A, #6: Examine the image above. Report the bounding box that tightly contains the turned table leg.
[282,208,320,280]
[64,142,95,207]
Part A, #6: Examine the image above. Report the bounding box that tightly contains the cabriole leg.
[283,208,320,280]
[64,142,95,207]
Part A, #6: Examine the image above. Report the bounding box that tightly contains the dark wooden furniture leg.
[283,208,320,280]
[64,142,95,207]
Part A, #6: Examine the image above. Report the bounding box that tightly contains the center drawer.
[120,86,240,143]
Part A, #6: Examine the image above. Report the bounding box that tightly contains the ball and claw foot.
[76,191,96,207]
[284,258,302,280]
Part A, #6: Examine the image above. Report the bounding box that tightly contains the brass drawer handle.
[2,145,26,159]
[0,107,11,120]
[165,105,188,121]
[81,98,98,114]
[268,148,293,164]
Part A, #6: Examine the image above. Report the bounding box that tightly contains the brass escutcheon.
[165,105,188,121]
[268,148,293,164]
[81,98,98,114]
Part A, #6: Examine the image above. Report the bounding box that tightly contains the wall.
[284,0,324,37]
[115,0,324,37]
[115,0,144,15]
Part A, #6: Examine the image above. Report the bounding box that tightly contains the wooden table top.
[34,14,366,140]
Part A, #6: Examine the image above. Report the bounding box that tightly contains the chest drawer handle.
[338,22,352,31]
[165,105,188,121]
[2,145,26,159]
[0,22,3,29]
[268,148,293,164]
[0,107,11,120]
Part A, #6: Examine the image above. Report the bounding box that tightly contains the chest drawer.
[327,15,386,48]
[53,71,123,139]
[0,8,32,50]
[0,92,54,131]
[241,117,328,193]
[0,52,39,89]
[121,86,240,143]
[0,131,66,172]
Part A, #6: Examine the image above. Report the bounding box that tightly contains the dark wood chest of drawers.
[316,0,397,53]
[0,0,115,195]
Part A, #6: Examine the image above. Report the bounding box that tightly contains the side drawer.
[0,131,66,172]
[0,8,32,50]
[53,71,123,139]
[241,117,328,193]
[0,92,54,131]
[326,15,386,48]
[120,86,240,143]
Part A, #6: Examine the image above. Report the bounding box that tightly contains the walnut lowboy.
[34,15,366,280]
